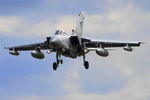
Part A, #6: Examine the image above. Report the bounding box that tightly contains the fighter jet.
[5,12,142,70]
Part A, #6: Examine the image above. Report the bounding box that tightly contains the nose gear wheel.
[52,52,63,70]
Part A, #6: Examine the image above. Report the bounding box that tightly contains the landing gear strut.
[83,54,89,69]
[53,53,63,70]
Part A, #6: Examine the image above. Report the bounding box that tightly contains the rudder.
[75,11,85,37]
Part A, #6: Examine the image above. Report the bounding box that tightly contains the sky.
[0,0,150,100]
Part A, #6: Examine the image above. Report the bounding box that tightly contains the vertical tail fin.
[75,11,85,37]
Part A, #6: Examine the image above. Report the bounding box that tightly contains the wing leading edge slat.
[82,38,142,48]
[5,41,50,51]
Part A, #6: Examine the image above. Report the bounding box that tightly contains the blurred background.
[0,0,150,100]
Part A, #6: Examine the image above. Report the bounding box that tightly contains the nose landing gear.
[53,53,63,71]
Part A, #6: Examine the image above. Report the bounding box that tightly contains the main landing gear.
[83,54,89,69]
[53,53,63,70]
[52,53,89,70]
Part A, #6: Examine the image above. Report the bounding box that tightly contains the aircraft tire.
[60,59,63,64]
[53,62,57,70]
[84,61,89,69]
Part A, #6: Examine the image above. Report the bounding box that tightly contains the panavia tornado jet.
[5,12,143,70]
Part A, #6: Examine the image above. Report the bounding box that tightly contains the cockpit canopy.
[54,30,67,35]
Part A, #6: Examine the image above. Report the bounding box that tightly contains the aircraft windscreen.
[54,30,65,35]
[54,30,59,35]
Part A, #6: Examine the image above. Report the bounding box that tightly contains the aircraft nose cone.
[51,37,59,46]
[51,37,57,43]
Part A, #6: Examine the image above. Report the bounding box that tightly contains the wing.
[82,38,142,49]
[4,40,50,51]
